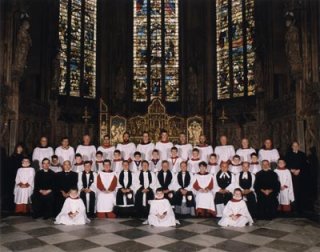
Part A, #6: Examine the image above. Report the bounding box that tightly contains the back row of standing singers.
[13,130,307,226]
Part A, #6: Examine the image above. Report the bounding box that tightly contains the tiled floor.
[1,216,320,252]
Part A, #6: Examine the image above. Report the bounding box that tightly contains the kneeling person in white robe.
[219,188,253,227]
[55,188,90,225]
[146,188,179,227]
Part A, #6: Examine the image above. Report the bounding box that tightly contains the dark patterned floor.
[1,216,320,252]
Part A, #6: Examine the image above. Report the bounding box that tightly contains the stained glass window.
[133,0,179,102]
[59,0,97,99]
[216,0,255,100]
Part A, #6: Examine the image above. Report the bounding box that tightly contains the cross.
[218,107,228,125]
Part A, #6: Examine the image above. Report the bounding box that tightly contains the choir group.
[12,130,307,227]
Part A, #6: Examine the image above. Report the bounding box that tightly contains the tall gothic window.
[216,0,255,100]
[59,0,97,98]
[133,0,179,102]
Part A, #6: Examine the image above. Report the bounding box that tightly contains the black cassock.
[79,171,96,217]
[55,171,78,216]
[135,171,154,217]
[254,169,280,220]
[157,170,175,204]
[115,170,135,217]
[32,169,56,219]
[214,170,233,205]
[238,171,257,217]
[285,150,307,213]
[174,171,195,207]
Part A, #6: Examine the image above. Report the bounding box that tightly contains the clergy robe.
[73,163,84,173]
[75,145,96,161]
[236,148,256,162]
[149,159,162,173]
[54,197,90,225]
[116,142,136,161]
[193,172,215,216]
[95,160,104,172]
[175,143,193,161]
[97,145,116,160]
[254,169,280,220]
[237,171,257,217]
[168,157,183,174]
[96,171,117,217]
[137,142,155,160]
[130,160,142,173]
[32,169,55,218]
[134,170,156,217]
[14,167,35,213]
[172,171,195,215]
[250,162,261,175]
[55,146,75,164]
[214,170,234,217]
[208,162,219,176]
[155,141,173,160]
[285,150,307,213]
[111,159,123,175]
[258,148,280,169]
[32,147,54,170]
[78,171,97,217]
[218,199,253,227]
[274,168,294,212]
[55,170,78,215]
[229,163,242,176]
[214,145,236,164]
[147,198,178,227]
[156,170,175,204]
[188,158,202,175]
[197,145,214,162]
[50,164,62,173]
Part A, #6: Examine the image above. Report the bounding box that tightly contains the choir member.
[214,135,235,164]
[130,151,142,173]
[78,161,97,218]
[285,141,307,214]
[168,147,183,174]
[73,153,84,173]
[111,150,123,174]
[97,135,115,160]
[156,160,175,204]
[258,139,280,169]
[218,188,253,227]
[95,151,104,172]
[32,136,54,170]
[50,155,62,173]
[55,137,75,164]
[254,160,280,220]
[173,161,195,216]
[175,133,192,161]
[188,148,202,175]
[193,162,216,217]
[229,155,242,176]
[116,132,136,161]
[96,159,118,218]
[115,160,135,217]
[76,134,96,161]
[32,158,55,219]
[250,153,261,174]
[237,162,257,217]
[137,132,155,160]
[155,130,173,160]
[6,143,26,212]
[14,157,35,214]
[146,188,178,227]
[208,153,219,175]
[54,188,90,225]
[274,159,294,213]
[197,135,214,162]
[214,161,235,217]
[135,160,156,217]
[55,160,78,216]
[149,149,162,173]
[236,138,256,162]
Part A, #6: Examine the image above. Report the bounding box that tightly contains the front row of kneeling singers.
[15,156,293,227]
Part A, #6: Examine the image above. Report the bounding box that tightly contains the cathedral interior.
[0,0,320,250]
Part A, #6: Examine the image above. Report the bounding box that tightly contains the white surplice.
[14,167,35,204]
[214,145,236,164]
[32,147,54,165]
[155,141,173,160]
[137,142,155,160]
[193,173,215,212]
[175,143,193,161]
[236,148,256,162]
[197,145,214,162]
[76,145,96,161]
[55,146,75,164]
[274,168,295,205]
[168,157,183,174]
[147,198,178,227]
[258,148,280,163]
[116,142,136,161]
[96,171,117,212]
[97,146,116,160]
